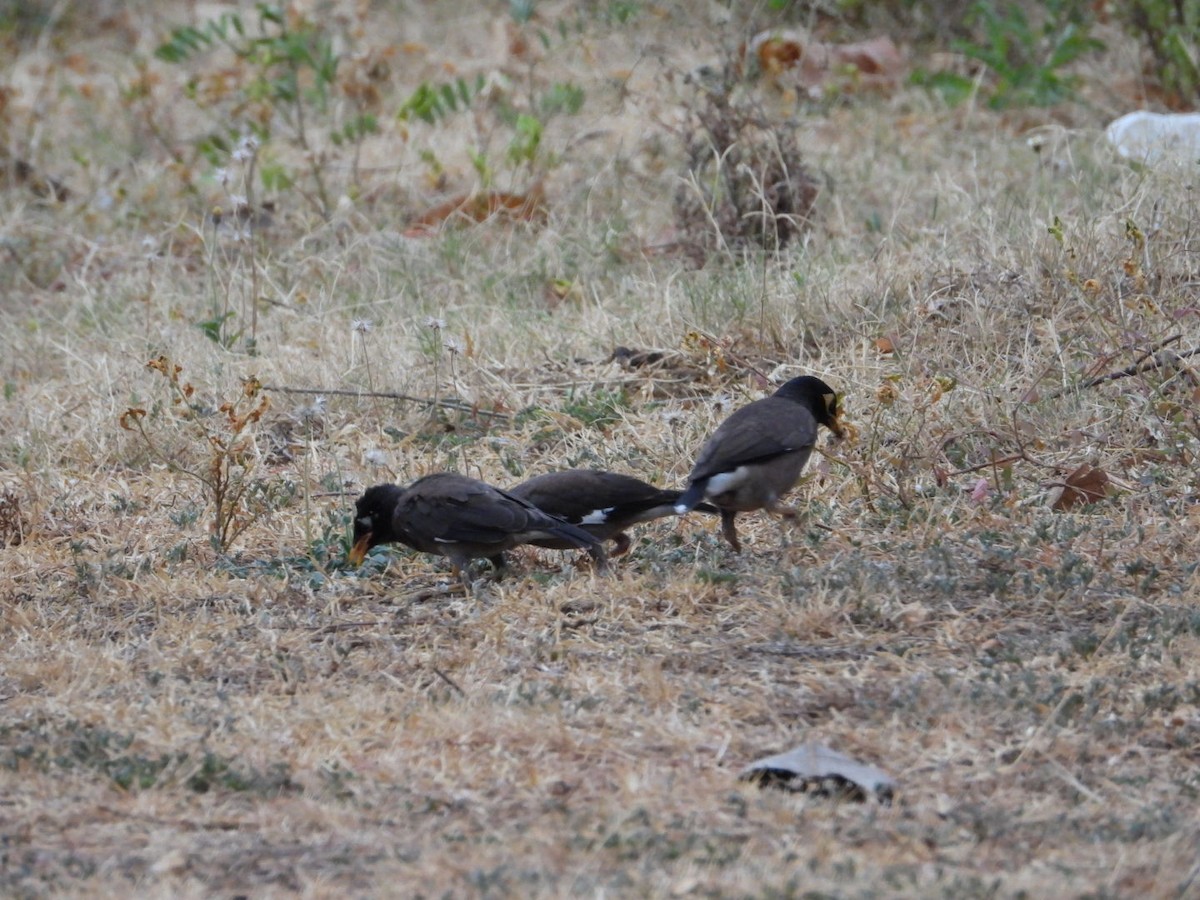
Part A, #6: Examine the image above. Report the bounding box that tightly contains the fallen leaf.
[874,336,895,355]
[970,477,990,504]
[1050,463,1111,511]
[119,408,147,430]
[740,743,895,804]
[744,30,905,94]
[407,183,547,235]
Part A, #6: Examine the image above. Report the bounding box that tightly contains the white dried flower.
[231,135,259,162]
[660,408,685,426]
[296,395,327,422]
[424,316,446,330]
[364,448,387,466]
[214,167,230,187]
[229,194,247,209]
[443,336,465,355]
[352,319,374,334]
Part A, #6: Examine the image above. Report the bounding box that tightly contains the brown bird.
[348,473,605,587]
[508,469,719,558]
[674,375,845,551]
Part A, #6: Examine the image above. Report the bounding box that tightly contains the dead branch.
[1045,334,1198,399]
[262,384,512,420]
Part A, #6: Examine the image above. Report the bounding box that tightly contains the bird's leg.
[488,553,508,573]
[585,543,610,574]
[719,510,742,552]
[452,564,475,594]
[767,500,797,549]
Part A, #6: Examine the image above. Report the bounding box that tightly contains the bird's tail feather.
[673,482,706,515]
[549,519,602,550]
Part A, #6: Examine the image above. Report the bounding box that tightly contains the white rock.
[1105,111,1200,164]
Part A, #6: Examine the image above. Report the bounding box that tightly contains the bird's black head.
[348,483,405,564]
[774,375,845,437]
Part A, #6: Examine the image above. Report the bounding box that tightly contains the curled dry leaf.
[1050,463,1111,511]
[744,30,905,94]
[970,477,990,505]
[406,183,547,235]
[740,743,895,804]
[119,408,147,430]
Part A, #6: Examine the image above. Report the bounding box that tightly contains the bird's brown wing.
[511,470,673,522]
[399,475,595,550]
[400,479,525,545]
[689,397,818,482]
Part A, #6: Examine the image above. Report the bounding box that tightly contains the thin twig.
[947,453,1027,477]
[1046,758,1107,805]
[432,667,466,697]
[312,620,382,634]
[1046,334,1195,399]
[261,384,512,420]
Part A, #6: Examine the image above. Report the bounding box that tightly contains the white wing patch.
[580,507,614,526]
[705,466,750,497]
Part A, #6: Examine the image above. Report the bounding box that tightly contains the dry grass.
[2,2,1200,897]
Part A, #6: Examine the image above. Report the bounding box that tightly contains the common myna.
[674,375,844,551]
[348,473,605,587]
[508,469,719,558]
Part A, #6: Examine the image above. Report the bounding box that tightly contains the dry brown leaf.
[1050,463,1111,511]
[406,184,547,235]
[745,30,905,93]
[874,336,895,355]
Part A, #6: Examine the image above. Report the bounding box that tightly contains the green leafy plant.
[1120,0,1200,104]
[121,355,288,552]
[397,76,486,125]
[561,388,629,429]
[155,3,384,217]
[916,0,1103,108]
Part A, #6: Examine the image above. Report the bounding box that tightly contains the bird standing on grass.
[348,473,605,589]
[508,468,719,559]
[674,375,845,551]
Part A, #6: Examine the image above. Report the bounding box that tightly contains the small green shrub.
[1121,0,1200,104]
[156,2,385,218]
[915,0,1103,108]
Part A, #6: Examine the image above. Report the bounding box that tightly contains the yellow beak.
[831,413,858,444]
[347,534,372,565]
